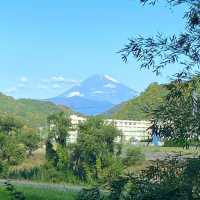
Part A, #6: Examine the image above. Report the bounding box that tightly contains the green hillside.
[105,83,168,120]
[0,93,71,128]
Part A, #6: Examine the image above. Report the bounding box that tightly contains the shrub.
[4,181,26,200]
[76,187,106,200]
[108,157,200,200]
[123,147,145,166]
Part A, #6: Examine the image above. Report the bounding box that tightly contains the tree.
[0,113,23,135]
[70,117,122,182]
[0,114,26,168]
[77,1,200,198]
[107,157,200,200]
[19,127,40,156]
[120,0,200,77]
[119,0,200,146]
[152,77,200,147]
[0,132,26,166]
[47,112,71,148]
[46,112,71,167]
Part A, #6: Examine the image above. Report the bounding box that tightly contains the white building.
[105,119,151,143]
[68,114,86,143]
[69,115,151,144]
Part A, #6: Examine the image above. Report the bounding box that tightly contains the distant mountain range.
[0,82,169,128]
[49,74,137,115]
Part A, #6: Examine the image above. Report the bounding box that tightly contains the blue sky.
[0,0,185,99]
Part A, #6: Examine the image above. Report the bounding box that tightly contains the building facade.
[105,119,151,143]
[68,114,86,143]
[69,114,151,144]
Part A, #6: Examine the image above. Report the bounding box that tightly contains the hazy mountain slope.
[49,74,137,115]
[50,96,113,116]
[0,93,71,128]
[104,83,168,120]
[61,74,137,104]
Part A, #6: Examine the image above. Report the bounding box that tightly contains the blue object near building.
[152,134,161,146]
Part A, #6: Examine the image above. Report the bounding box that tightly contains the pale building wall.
[68,115,151,144]
[68,114,86,143]
[105,119,151,143]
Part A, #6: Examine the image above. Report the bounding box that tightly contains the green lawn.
[141,146,200,155]
[0,187,11,200]
[0,185,77,200]
[123,145,200,155]
[123,145,200,173]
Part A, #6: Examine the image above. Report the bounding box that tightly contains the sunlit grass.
[17,185,77,200]
[123,145,200,173]
[0,187,11,200]
[123,145,200,154]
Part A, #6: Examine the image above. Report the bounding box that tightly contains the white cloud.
[51,76,65,83]
[37,84,48,90]
[104,75,119,83]
[65,79,81,85]
[20,76,28,83]
[41,76,81,90]
[104,83,116,89]
[93,91,104,94]
[67,91,84,97]
[52,84,61,89]
[5,79,28,94]
[5,87,17,94]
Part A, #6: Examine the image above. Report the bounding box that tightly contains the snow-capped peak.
[49,74,137,115]
[67,91,84,98]
[104,75,119,83]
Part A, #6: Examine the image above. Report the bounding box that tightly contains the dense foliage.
[78,156,200,200]
[106,83,168,120]
[117,0,200,145]
[45,113,124,184]
[153,76,200,147]
[120,0,200,76]
[0,113,41,176]
[90,1,200,199]
[71,117,123,182]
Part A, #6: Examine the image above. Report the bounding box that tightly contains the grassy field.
[0,187,10,200]
[123,145,200,155]
[140,146,200,154]
[0,185,77,200]
[123,145,200,173]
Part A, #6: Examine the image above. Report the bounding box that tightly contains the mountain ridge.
[103,83,169,120]
[49,74,137,115]
[0,92,72,128]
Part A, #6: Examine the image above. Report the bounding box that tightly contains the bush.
[108,157,200,200]
[164,139,187,147]
[8,162,81,184]
[76,187,106,200]
[122,147,145,166]
[4,181,26,200]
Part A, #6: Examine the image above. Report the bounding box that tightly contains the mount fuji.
[48,74,137,115]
